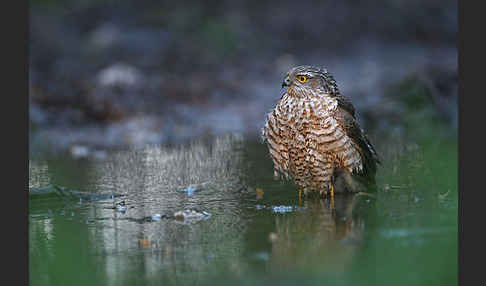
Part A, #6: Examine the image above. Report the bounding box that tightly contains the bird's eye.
[297,75,308,83]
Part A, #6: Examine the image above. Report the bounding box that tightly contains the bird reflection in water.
[267,193,375,274]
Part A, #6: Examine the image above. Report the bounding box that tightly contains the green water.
[29,133,457,286]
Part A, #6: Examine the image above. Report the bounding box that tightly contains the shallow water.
[29,134,457,286]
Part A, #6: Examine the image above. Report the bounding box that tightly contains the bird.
[262,65,379,197]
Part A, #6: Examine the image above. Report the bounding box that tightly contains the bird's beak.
[282,76,291,88]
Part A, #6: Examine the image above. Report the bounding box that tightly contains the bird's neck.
[279,92,338,121]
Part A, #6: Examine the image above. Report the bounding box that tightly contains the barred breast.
[262,93,363,195]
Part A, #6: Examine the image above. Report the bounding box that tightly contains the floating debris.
[173,209,211,222]
[133,214,169,223]
[438,190,450,201]
[255,204,306,213]
[272,205,293,214]
[389,184,413,189]
[151,213,162,221]
[181,186,199,196]
[114,201,127,212]
[256,188,264,199]
[138,239,151,248]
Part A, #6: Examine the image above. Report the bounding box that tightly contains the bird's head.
[282,65,340,98]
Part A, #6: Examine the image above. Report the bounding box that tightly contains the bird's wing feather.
[335,95,356,118]
[334,102,379,183]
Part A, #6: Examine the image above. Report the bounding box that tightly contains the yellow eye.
[297,75,308,83]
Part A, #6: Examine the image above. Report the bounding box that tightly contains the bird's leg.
[298,189,303,202]
[329,185,335,211]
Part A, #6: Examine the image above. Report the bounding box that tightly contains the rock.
[97,63,144,87]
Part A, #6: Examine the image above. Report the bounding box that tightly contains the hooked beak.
[282,76,291,88]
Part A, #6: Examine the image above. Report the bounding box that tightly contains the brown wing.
[334,98,379,185]
[335,95,356,118]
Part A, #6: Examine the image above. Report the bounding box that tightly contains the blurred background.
[29,0,457,154]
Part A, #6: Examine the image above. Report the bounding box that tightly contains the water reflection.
[89,134,253,283]
[30,134,254,284]
[267,195,372,274]
[29,135,375,283]
[29,159,51,189]
[29,134,456,285]
[29,135,374,284]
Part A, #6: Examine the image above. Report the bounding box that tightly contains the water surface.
[29,134,457,286]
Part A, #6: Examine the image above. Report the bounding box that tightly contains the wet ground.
[29,134,457,286]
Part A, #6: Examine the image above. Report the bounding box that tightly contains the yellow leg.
[298,189,303,202]
[329,185,335,210]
